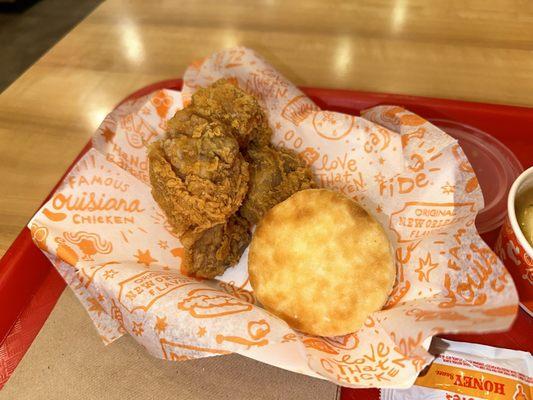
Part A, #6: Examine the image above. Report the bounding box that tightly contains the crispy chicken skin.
[188,79,272,147]
[149,78,316,278]
[180,215,251,278]
[240,143,317,225]
[148,132,249,236]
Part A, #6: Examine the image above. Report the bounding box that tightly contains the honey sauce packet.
[381,338,532,399]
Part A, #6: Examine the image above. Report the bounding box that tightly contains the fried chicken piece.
[166,108,209,139]
[148,116,249,235]
[163,114,241,182]
[240,143,317,225]
[180,215,251,278]
[189,79,272,148]
[178,138,316,278]
[149,78,316,279]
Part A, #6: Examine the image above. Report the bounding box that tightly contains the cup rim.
[508,165,533,258]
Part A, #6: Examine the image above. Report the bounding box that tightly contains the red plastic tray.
[1,80,532,399]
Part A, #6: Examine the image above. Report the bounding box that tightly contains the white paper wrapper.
[29,47,518,388]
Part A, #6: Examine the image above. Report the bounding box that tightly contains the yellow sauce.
[516,186,533,247]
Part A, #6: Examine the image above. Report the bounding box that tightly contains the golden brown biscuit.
[248,189,395,336]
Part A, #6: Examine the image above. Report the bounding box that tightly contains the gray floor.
[0,0,102,92]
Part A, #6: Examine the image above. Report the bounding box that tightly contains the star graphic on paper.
[376,205,383,213]
[415,253,439,282]
[103,269,118,280]
[154,316,168,334]
[101,127,115,143]
[87,297,104,316]
[132,321,144,336]
[275,122,282,130]
[141,106,151,115]
[378,157,385,165]
[197,326,207,338]
[134,249,158,267]
[441,182,455,194]
[158,240,169,249]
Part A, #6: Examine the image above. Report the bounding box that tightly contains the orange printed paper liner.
[28,47,518,389]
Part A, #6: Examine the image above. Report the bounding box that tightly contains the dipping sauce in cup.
[495,166,533,316]
[516,186,533,247]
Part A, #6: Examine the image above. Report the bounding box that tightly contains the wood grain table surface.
[1,0,532,255]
